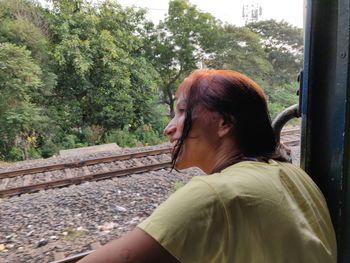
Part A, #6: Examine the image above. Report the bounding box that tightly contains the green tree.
[248,20,303,118]
[0,0,56,103]
[206,25,273,86]
[145,0,221,117]
[0,43,48,159]
[247,20,303,86]
[49,0,160,131]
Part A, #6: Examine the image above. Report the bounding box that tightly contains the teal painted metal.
[301,0,350,262]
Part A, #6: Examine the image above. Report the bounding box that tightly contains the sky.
[116,0,304,28]
[38,0,304,28]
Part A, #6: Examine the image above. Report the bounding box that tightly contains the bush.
[134,124,163,146]
[80,125,104,145]
[147,104,170,135]
[7,146,23,161]
[61,134,87,149]
[28,146,41,159]
[104,124,165,147]
[105,127,139,147]
[268,102,285,120]
[40,140,58,158]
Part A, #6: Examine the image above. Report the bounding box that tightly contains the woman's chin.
[175,159,195,171]
[175,161,187,171]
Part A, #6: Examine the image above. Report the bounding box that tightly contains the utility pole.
[242,2,262,25]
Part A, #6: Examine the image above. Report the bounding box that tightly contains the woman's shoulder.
[195,161,312,202]
[218,160,308,180]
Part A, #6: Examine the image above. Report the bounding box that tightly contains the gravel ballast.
[0,166,203,262]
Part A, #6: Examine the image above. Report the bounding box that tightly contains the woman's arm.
[77,227,179,263]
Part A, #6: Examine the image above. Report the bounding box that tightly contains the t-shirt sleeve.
[137,177,230,263]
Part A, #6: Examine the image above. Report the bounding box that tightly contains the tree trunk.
[22,146,29,160]
[167,88,175,118]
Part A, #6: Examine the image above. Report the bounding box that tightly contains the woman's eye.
[178,108,185,113]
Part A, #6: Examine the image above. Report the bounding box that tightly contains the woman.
[79,70,337,263]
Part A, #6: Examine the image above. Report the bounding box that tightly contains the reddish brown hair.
[172,69,282,170]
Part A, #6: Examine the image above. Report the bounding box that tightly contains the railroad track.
[0,127,300,199]
[280,127,300,146]
[0,148,172,198]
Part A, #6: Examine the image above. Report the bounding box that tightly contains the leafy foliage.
[247,20,303,86]
[145,0,221,116]
[49,0,160,130]
[206,25,273,86]
[0,43,49,159]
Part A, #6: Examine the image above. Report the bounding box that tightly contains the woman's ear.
[217,118,233,137]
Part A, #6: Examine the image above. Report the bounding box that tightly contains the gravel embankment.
[0,167,203,262]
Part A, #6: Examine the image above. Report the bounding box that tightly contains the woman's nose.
[163,122,176,136]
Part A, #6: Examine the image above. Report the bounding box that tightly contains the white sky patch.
[117,0,303,27]
[38,0,304,28]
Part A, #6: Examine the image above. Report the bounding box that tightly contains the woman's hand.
[77,227,179,263]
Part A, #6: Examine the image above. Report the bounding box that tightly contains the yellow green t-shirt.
[138,160,337,263]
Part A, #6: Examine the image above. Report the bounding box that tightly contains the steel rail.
[0,147,172,179]
[0,161,172,198]
[280,127,300,135]
[282,139,301,146]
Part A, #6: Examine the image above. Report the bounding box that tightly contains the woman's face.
[163,91,222,172]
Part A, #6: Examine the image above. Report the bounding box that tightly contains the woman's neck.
[204,139,243,174]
